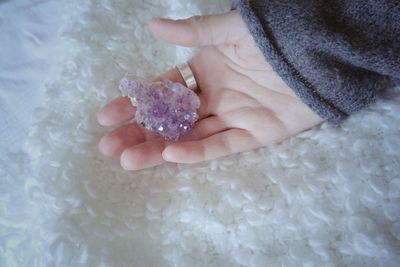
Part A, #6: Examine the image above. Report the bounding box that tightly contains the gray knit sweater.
[232,0,400,124]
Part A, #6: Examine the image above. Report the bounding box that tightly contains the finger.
[152,66,186,84]
[97,97,136,127]
[162,129,259,164]
[148,10,246,47]
[180,115,228,141]
[98,123,158,157]
[120,140,167,170]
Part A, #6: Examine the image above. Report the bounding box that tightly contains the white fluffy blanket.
[3,0,400,266]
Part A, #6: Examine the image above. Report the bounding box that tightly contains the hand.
[96,11,324,170]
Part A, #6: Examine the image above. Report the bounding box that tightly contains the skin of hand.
[96,10,324,170]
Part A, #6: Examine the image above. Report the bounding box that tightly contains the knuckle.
[188,15,212,44]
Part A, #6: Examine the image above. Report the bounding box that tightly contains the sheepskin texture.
[3,0,400,266]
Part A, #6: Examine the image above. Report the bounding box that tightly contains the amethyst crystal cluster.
[119,78,200,141]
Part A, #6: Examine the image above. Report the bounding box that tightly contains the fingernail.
[96,111,107,126]
[98,136,107,155]
[120,159,129,170]
[162,148,173,162]
[149,17,172,25]
[120,153,131,170]
[149,17,162,25]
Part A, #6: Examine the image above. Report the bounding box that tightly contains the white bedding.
[0,0,69,153]
[1,0,399,266]
[0,1,77,265]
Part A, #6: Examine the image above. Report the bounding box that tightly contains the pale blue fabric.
[0,0,66,153]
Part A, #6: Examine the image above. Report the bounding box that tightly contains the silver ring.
[176,62,198,91]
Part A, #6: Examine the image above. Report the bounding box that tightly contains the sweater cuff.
[231,0,348,124]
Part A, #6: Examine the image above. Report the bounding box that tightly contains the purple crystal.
[119,78,200,141]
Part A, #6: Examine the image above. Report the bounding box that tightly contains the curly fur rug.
[2,0,400,266]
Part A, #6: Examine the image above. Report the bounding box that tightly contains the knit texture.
[232,0,400,124]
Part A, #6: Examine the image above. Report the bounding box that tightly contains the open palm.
[97,11,323,170]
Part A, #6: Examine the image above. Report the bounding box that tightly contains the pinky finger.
[162,129,259,164]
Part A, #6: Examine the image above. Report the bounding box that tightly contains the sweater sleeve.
[231,0,400,124]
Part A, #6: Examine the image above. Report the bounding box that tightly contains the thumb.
[148,10,246,47]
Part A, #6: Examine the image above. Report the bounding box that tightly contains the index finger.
[97,96,136,127]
